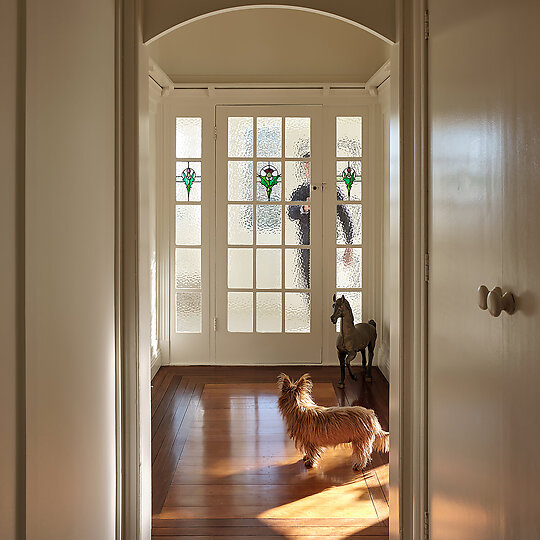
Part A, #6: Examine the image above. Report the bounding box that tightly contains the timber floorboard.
[152,366,389,539]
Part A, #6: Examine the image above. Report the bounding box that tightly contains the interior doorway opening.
[139,5,397,539]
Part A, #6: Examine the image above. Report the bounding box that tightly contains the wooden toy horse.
[330,294,377,388]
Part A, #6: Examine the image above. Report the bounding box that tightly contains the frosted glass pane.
[176,205,201,245]
[175,248,201,289]
[335,291,362,332]
[228,205,253,245]
[256,205,281,245]
[176,161,201,202]
[256,249,281,289]
[285,204,310,245]
[228,248,253,288]
[336,247,362,288]
[256,161,282,201]
[285,161,310,201]
[176,118,201,158]
[285,293,310,333]
[285,117,310,158]
[336,160,362,201]
[228,161,253,202]
[176,291,202,333]
[228,117,253,158]
[228,292,253,332]
[256,292,282,332]
[257,117,282,158]
[336,116,362,157]
[336,204,362,245]
[285,248,310,289]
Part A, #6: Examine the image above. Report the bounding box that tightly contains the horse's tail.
[368,319,376,329]
[374,429,389,453]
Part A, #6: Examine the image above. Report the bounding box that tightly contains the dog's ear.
[277,373,293,393]
[332,293,336,302]
[296,373,313,393]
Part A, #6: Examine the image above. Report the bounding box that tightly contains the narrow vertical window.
[175,117,202,333]
[335,116,363,330]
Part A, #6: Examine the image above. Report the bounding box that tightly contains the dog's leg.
[303,443,324,468]
[337,350,346,389]
[366,343,374,382]
[360,348,367,371]
[352,436,374,471]
[346,351,358,381]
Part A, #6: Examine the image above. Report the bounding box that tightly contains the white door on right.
[428,0,540,538]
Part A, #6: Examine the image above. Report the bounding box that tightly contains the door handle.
[487,288,516,317]
[478,285,516,316]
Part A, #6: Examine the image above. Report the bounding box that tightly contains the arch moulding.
[143,0,396,44]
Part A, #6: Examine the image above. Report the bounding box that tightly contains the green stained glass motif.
[341,162,357,200]
[177,162,199,201]
[258,164,281,201]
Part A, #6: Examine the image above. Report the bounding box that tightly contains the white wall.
[0,1,21,538]
[378,78,391,380]
[143,0,395,44]
[147,8,391,83]
[25,1,116,538]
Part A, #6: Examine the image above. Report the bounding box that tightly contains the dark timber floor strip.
[151,366,389,538]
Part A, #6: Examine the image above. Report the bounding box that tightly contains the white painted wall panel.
[25,1,116,538]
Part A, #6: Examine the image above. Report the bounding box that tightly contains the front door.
[215,106,323,364]
[170,103,366,365]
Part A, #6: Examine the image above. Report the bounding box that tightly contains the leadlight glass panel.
[228,248,253,288]
[175,248,201,289]
[176,205,201,245]
[285,292,310,333]
[176,118,202,158]
[256,292,282,332]
[285,248,310,289]
[336,160,361,201]
[176,291,202,333]
[285,161,310,201]
[256,249,282,289]
[257,117,282,158]
[336,204,362,245]
[228,161,253,202]
[336,247,362,289]
[336,116,362,157]
[228,117,254,158]
[285,117,310,158]
[256,205,282,245]
[228,292,253,332]
[256,162,282,201]
[176,161,201,202]
[228,205,253,245]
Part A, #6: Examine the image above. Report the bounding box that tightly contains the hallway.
[151,366,389,538]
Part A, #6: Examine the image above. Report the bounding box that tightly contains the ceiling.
[147,8,391,84]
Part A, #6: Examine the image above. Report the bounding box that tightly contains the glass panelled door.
[215,106,323,364]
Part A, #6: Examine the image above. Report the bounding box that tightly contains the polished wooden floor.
[152,366,389,539]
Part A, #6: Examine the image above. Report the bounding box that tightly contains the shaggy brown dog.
[277,373,389,470]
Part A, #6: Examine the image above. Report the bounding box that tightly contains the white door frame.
[117,1,430,539]
[162,97,383,365]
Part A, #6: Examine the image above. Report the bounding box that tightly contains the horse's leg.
[346,351,358,381]
[366,342,374,382]
[360,348,367,371]
[337,350,346,389]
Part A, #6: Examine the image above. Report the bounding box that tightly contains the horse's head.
[330,294,349,324]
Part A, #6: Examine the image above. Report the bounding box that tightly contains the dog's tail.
[373,430,389,453]
[368,319,376,329]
